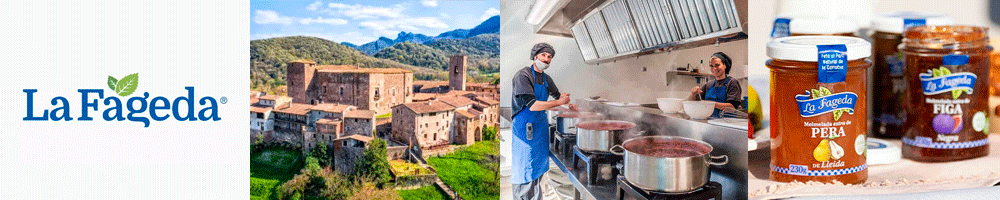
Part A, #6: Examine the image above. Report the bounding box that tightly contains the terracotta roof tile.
[335,134,373,142]
[273,103,313,115]
[437,96,476,107]
[396,100,455,114]
[344,109,376,119]
[311,103,354,113]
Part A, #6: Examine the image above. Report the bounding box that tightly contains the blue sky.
[251,0,499,44]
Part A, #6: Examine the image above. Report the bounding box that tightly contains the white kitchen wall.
[501,0,749,107]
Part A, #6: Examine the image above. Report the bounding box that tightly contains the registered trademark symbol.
[220,97,227,104]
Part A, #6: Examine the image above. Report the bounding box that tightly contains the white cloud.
[306,1,323,11]
[421,0,437,7]
[254,10,346,26]
[481,8,499,21]
[300,17,348,25]
[359,17,448,32]
[324,3,404,19]
[439,13,450,19]
[254,10,294,25]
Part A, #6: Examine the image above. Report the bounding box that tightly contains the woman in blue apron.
[689,52,742,118]
[510,43,573,200]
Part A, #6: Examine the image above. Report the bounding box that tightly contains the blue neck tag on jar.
[817,44,848,83]
[903,18,926,30]
[771,18,790,38]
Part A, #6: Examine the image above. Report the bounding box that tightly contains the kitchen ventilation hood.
[532,0,748,64]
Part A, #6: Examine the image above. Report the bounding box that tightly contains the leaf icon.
[115,73,138,96]
[820,86,832,96]
[834,109,843,121]
[939,67,951,75]
[107,76,118,91]
[811,89,822,98]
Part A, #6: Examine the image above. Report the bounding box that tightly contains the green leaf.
[939,67,951,75]
[933,68,942,77]
[952,90,961,99]
[833,110,843,121]
[820,86,832,96]
[115,73,138,96]
[107,76,118,91]
[811,89,821,98]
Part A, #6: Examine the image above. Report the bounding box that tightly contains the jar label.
[919,55,976,96]
[771,18,790,38]
[817,44,848,83]
[795,87,858,118]
[903,18,926,30]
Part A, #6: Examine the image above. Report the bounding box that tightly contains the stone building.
[332,134,373,173]
[448,55,467,91]
[343,109,376,137]
[391,100,456,149]
[273,103,313,145]
[286,60,413,115]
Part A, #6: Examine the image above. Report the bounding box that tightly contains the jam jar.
[771,16,858,38]
[767,36,871,184]
[870,11,952,138]
[900,25,991,162]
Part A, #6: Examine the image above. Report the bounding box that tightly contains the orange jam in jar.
[870,11,952,138]
[767,36,872,184]
[901,25,992,162]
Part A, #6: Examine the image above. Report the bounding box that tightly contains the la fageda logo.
[23,73,225,127]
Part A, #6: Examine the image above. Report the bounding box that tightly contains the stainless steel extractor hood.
[530,0,748,64]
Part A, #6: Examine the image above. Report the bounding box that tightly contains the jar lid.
[872,11,952,34]
[866,138,901,165]
[785,16,859,35]
[767,36,871,62]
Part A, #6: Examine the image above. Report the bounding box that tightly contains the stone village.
[250,55,499,171]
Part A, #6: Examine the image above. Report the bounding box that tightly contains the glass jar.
[901,25,992,162]
[870,11,952,138]
[767,36,871,184]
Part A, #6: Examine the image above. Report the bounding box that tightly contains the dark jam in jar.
[901,26,991,162]
[767,36,871,184]
[870,12,951,138]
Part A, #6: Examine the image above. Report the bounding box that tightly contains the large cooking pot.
[553,111,603,134]
[575,120,635,152]
[610,136,728,193]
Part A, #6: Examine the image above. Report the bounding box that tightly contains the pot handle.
[609,145,625,156]
[707,155,728,166]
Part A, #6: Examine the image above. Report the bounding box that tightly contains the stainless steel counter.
[500,101,748,200]
[572,99,747,200]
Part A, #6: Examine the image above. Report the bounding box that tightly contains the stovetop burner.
[551,128,576,161]
[616,176,722,200]
[572,146,622,185]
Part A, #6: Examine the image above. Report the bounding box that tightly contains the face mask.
[534,59,549,71]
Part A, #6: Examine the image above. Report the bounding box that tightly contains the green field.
[427,141,499,200]
[251,148,304,200]
[397,186,449,200]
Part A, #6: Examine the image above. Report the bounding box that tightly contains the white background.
[0,1,248,199]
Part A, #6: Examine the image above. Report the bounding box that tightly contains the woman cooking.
[689,52,742,118]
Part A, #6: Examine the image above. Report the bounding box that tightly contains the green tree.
[309,141,330,166]
[355,138,392,187]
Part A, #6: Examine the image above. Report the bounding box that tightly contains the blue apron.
[511,64,550,184]
[705,77,730,118]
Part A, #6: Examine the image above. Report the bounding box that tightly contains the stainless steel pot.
[553,111,603,134]
[610,136,728,193]
[575,120,635,152]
